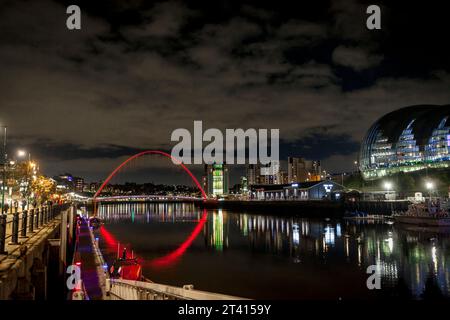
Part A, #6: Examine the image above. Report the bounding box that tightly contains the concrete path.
[77,219,103,300]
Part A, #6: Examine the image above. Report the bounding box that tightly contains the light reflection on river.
[93,202,450,300]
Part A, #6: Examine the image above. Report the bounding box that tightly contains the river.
[92,202,450,300]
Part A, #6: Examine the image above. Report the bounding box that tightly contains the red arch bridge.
[93,195,205,203]
[88,150,211,268]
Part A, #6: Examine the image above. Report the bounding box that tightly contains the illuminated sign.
[323,184,333,193]
[291,183,298,187]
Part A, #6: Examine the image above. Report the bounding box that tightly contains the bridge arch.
[93,150,207,200]
[93,150,209,267]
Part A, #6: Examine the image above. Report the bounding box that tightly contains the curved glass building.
[359,105,450,180]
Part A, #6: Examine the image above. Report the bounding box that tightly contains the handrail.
[0,203,70,256]
[108,278,249,300]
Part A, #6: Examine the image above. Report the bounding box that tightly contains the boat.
[393,200,450,227]
[89,217,102,229]
[109,247,142,281]
[344,214,389,221]
[344,210,389,221]
[109,257,142,281]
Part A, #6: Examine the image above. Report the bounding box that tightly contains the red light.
[75,261,81,266]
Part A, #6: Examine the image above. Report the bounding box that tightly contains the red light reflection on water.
[98,209,208,269]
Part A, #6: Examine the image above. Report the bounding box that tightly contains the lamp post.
[1,126,7,214]
[384,181,394,213]
[384,181,393,198]
[17,150,33,209]
[425,181,434,201]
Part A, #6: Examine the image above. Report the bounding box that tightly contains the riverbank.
[200,200,344,217]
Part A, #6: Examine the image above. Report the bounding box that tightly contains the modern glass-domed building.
[359,105,450,180]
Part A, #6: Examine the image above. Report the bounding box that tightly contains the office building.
[205,163,229,197]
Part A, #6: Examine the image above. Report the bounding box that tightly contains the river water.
[92,202,450,300]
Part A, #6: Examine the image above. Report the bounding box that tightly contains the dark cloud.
[332,45,383,71]
[30,142,146,161]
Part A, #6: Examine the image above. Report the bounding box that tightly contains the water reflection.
[96,202,450,299]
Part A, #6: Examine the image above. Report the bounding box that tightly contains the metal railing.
[107,278,248,300]
[0,203,70,255]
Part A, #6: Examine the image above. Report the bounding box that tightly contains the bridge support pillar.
[31,258,47,300]
[13,277,35,300]
[59,210,67,275]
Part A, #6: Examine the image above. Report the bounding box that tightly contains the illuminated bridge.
[93,195,204,203]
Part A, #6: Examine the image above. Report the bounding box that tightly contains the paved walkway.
[1,211,58,264]
[77,218,104,300]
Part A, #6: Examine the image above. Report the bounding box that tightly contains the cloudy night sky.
[1,0,449,185]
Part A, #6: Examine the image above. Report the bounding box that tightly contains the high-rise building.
[73,177,85,192]
[259,161,280,185]
[53,173,75,191]
[288,157,321,183]
[276,170,288,184]
[246,164,261,186]
[247,162,287,185]
[89,182,101,193]
[205,163,229,197]
[240,176,248,193]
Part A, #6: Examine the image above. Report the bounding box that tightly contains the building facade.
[250,181,344,201]
[74,177,85,192]
[359,105,450,180]
[288,157,321,183]
[205,163,229,197]
[246,164,261,186]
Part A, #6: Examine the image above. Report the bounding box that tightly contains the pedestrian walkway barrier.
[106,278,248,300]
[0,203,70,255]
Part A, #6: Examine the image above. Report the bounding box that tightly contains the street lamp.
[17,150,33,209]
[425,181,434,200]
[17,149,31,161]
[1,126,7,214]
[384,181,393,192]
[384,181,394,198]
[384,181,394,213]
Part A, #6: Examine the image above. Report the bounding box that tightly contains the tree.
[31,176,56,205]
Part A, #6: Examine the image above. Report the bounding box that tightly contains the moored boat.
[393,200,450,227]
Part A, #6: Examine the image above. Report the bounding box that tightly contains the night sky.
[1,0,449,184]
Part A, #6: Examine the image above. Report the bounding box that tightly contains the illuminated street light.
[384,181,393,191]
[17,150,26,158]
[383,182,395,213]
[425,181,434,200]
[16,150,35,209]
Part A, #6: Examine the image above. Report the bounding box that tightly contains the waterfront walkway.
[76,218,104,300]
